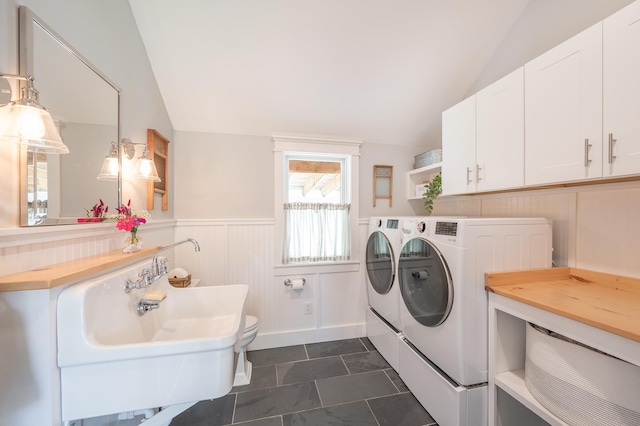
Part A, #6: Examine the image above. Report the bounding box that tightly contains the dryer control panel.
[386,219,399,229]
[435,222,458,236]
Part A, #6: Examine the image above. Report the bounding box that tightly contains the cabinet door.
[525,23,603,185]
[476,67,524,192]
[442,95,476,195]
[604,1,640,177]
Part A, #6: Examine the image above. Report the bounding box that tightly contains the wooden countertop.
[0,246,159,292]
[485,267,640,343]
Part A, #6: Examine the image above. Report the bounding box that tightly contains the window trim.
[273,136,361,267]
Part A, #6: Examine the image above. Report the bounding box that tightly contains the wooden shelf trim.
[486,267,640,343]
[0,246,159,292]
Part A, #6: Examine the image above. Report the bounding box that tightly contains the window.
[283,154,351,263]
[273,136,361,266]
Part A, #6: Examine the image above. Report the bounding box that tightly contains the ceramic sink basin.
[57,259,248,422]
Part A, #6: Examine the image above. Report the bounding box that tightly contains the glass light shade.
[0,101,69,154]
[97,141,119,180]
[97,156,119,180]
[0,76,69,154]
[133,157,161,182]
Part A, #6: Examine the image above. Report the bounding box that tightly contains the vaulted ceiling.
[129,0,530,148]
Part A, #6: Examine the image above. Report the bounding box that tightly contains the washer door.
[399,238,453,327]
[365,231,395,295]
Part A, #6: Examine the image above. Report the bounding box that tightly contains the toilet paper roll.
[411,270,429,280]
[290,279,305,290]
[168,267,189,279]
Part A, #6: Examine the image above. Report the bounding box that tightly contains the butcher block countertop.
[0,246,159,292]
[485,267,640,343]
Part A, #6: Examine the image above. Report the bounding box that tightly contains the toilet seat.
[244,315,258,333]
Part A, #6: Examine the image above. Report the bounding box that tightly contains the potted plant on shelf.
[422,173,442,214]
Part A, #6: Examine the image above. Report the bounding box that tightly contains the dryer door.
[399,238,453,327]
[365,232,395,295]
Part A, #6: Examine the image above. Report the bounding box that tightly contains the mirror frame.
[18,6,122,226]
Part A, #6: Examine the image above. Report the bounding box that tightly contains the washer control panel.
[386,219,399,229]
[435,221,458,236]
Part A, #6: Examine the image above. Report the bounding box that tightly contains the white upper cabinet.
[525,23,603,185]
[476,67,524,192]
[442,95,476,195]
[604,1,640,177]
[442,68,524,195]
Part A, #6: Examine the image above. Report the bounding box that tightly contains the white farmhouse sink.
[57,259,248,422]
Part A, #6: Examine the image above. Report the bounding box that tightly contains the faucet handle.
[159,257,169,275]
[138,268,154,287]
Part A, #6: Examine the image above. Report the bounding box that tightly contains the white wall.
[174,130,431,219]
[174,131,274,219]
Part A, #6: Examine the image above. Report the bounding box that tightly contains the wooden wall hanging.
[147,129,170,211]
[373,165,393,207]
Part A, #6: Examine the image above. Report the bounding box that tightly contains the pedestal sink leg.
[135,402,197,426]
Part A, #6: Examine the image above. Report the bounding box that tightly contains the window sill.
[274,261,360,276]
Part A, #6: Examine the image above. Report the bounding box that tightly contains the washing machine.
[365,217,408,370]
[397,217,552,426]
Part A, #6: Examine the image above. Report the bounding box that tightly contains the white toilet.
[233,315,259,386]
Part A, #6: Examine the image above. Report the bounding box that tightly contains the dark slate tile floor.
[171,337,438,426]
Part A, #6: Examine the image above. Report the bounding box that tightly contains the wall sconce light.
[122,138,161,182]
[96,141,119,180]
[0,73,69,154]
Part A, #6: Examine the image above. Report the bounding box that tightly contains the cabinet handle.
[608,133,617,164]
[584,138,592,167]
[466,167,472,184]
[476,164,482,182]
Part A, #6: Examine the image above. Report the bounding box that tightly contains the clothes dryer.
[365,217,409,370]
[397,217,552,426]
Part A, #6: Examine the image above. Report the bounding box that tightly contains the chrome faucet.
[151,238,201,280]
[123,238,201,294]
[124,268,155,293]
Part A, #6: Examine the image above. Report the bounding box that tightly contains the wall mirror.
[18,6,121,226]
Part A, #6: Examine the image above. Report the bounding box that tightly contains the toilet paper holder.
[284,278,306,287]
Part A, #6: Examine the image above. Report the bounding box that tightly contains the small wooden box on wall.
[147,129,170,211]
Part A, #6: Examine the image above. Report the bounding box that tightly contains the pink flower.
[115,200,148,235]
[117,216,136,232]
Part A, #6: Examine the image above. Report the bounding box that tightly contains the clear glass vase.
[123,232,143,253]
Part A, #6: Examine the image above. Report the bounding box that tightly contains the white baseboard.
[247,323,366,351]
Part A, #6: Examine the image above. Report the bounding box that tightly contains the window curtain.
[283,202,351,264]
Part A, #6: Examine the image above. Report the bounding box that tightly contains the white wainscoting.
[0,221,176,277]
[175,219,368,350]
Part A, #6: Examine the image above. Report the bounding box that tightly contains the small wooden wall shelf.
[147,129,170,211]
[0,246,159,292]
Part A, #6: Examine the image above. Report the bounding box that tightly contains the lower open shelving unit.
[488,288,640,426]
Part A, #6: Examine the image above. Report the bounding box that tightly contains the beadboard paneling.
[577,185,640,276]
[175,219,367,349]
[481,192,577,267]
[0,222,175,277]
